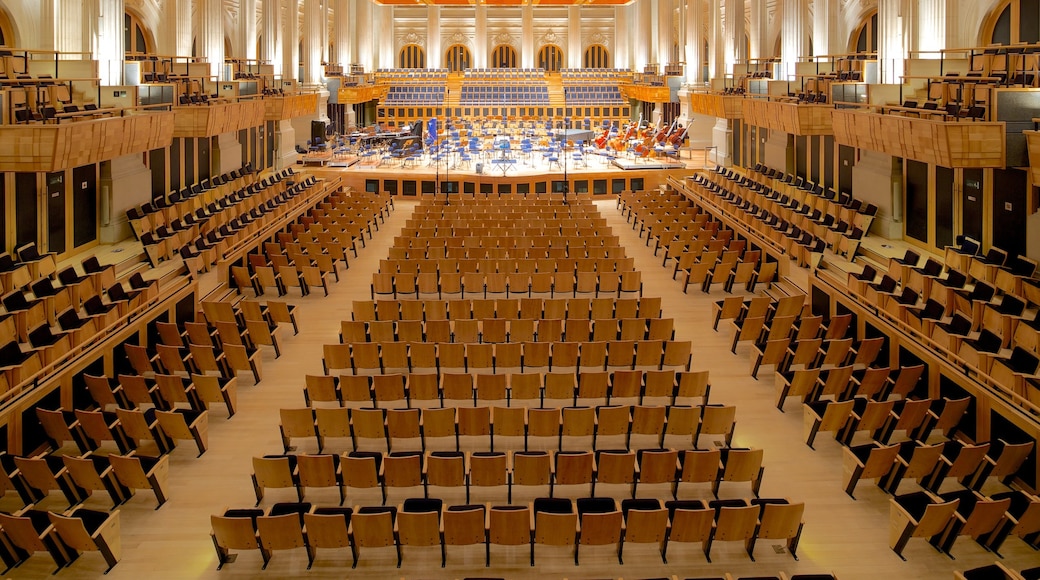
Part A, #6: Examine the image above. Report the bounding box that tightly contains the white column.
[198,0,225,81]
[748,0,767,59]
[38,0,56,51]
[262,0,282,75]
[615,6,630,70]
[917,0,946,54]
[336,0,351,66]
[568,6,581,69]
[96,0,124,85]
[724,0,745,71]
[303,0,322,83]
[685,0,701,83]
[474,4,487,68]
[658,0,674,66]
[707,0,722,80]
[283,0,299,81]
[637,0,652,70]
[781,0,808,81]
[877,0,904,83]
[57,0,87,54]
[377,5,393,69]
[428,6,442,69]
[241,0,258,60]
[356,0,372,70]
[522,5,534,68]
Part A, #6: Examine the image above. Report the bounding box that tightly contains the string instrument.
[657,119,677,143]
[594,125,611,149]
[668,124,687,146]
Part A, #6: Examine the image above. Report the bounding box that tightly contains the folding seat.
[107,453,169,508]
[0,509,71,571]
[457,406,492,450]
[210,507,265,569]
[532,497,577,564]
[488,504,532,566]
[420,407,457,452]
[802,398,855,449]
[302,507,352,568]
[889,490,961,559]
[662,499,716,562]
[747,499,805,560]
[47,509,121,573]
[348,505,399,568]
[695,404,736,448]
[881,441,946,495]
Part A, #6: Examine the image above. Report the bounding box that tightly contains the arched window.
[491,45,517,68]
[850,11,878,53]
[584,44,610,68]
[982,0,1040,44]
[537,44,563,72]
[445,44,471,73]
[124,11,154,55]
[399,44,425,69]
[0,7,15,47]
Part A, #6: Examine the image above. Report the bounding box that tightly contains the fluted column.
[96,0,124,84]
[724,0,745,71]
[878,0,904,83]
[658,0,674,67]
[781,0,808,81]
[303,0,322,83]
[428,6,441,69]
[241,0,258,59]
[57,0,88,54]
[917,0,946,54]
[198,0,225,80]
[636,0,652,69]
[522,5,534,68]
[283,0,299,80]
[356,0,371,70]
[685,0,701,83]
[474,3,487,68]
[748,0,767,59]
[262,0,282,75]
[813,0,840,57]
[615,6,630,70]
[377,5,393,69]
[568,6,582,69]
[336,0,351,66]
[707,0,722,79]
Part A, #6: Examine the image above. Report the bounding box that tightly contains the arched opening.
[850,10,879,53]
[398,43,425,69]
[445,44,471,73]
[124,10,155,55]
[537,44,563,72]
[491,44,518,68]
[980,0,1040,44]
[584,44,611,68]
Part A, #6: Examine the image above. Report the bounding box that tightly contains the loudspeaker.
[475,162,483,175]
[311,120,327,142]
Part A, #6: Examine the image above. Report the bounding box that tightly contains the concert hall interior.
[2,1,1040,579]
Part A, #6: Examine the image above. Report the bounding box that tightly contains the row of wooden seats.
[675,245,770,296]
[805,396,970,453]
[371,270,643,301]
[303,369,710,409]
[687,173,848,267]
[340,316,674,345]
[251,447,762,507]
[210,496,804,570]
[410,194,596,209]
[349,296,663,322]
[376,256,634,277]
[888,486,1040,559]
[322,339,694,375]
[36,405,209,459]
[126,165,256,242]
[386,244,630,261]
[403,216,608,230]
[237,249,339,298]
[0,505,120,573]
[170,174,323,271]
[743,165,877,236]
[279,403,735,454]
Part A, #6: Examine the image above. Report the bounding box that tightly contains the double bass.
[668,124,687,146]
[594,123,613,149]
[657,119,677,143]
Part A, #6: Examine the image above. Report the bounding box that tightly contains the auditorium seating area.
[383,86,446,105]
[459,84,550,106]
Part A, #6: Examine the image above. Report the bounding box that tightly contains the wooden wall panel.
[1025,130,1040,184]
[172,101,266,138]
[687,93,743,119]
[740,100,833,135]
[264,93,320,121]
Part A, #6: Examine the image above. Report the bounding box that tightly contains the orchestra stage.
[304,145,706,196]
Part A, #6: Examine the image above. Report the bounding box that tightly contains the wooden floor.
[8,197,1039,580]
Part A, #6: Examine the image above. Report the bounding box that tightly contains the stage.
[305,141,705,196]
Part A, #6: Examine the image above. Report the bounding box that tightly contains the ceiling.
[372,0,633,6]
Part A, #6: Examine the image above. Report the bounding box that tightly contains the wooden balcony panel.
[339,85,386,105]
[0,111,175,173]
[741,99,833,135]
[687,93,743,119]
[264,92,320,121]
[172,100,266,138]
[832,109,1005,168]
[620,85,671,104]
